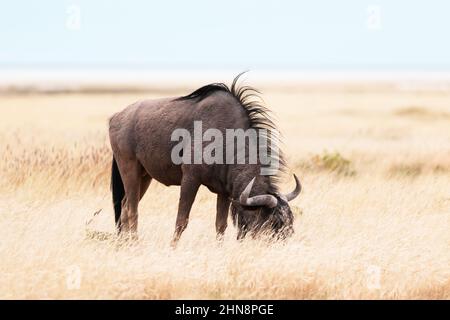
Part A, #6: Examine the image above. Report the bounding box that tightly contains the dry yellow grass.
[0,83,449,299]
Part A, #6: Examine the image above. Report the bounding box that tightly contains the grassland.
[0,82,449,299]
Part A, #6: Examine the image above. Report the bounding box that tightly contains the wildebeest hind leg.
[115,158,143,237]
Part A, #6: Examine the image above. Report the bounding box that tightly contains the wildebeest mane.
[175,82,230,102]
[176,73,287,190]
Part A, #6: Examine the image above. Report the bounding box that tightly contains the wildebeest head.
[231,175,301,240]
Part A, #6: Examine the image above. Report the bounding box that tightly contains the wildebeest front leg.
[171,175,200,247]
[216,194,230,242]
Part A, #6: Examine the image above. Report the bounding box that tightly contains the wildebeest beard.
[231,196,295,240]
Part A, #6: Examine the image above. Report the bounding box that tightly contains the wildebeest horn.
[239,177,278,208]
[285,174,301,201]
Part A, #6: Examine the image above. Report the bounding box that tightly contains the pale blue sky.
[1,0,449,70]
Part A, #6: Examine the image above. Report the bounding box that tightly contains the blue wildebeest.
[109,74,301,246]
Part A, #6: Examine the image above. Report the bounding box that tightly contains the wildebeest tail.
[111,156,125,232]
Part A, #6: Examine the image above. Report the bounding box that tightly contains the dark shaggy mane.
[174,82,230,102]
[176,72,287,189]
